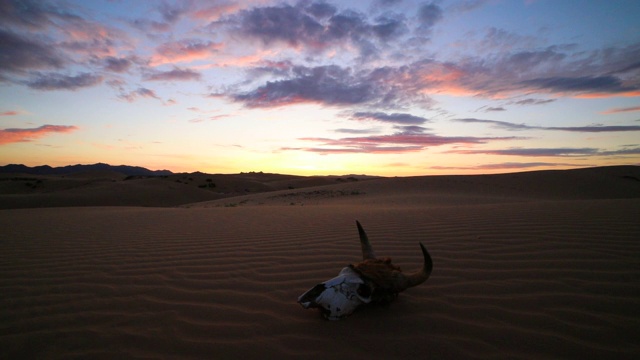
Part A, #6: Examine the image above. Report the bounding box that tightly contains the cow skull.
[298,221,433,320]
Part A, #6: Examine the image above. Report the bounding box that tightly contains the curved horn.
[398,242,433,291]
[356,220,376,260]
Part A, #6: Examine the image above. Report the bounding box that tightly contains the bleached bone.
[298,221,432,320]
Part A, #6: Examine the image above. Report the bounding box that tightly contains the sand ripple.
[2,199,639,359]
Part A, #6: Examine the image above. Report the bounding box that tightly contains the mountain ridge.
[0,163,173,176]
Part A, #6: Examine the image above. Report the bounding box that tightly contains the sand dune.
[1,166,639,359]
[0,171,374,209]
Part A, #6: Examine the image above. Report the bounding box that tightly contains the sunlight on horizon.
[1,0,639,176]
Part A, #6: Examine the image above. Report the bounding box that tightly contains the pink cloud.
[191,3,243,21]
[144,67,201,81]
[287,132,520,154]
[431,162,585,171]
[59,18,127,58]
[151,39,223,66]
[601,105,640,114]
[1,110,19,116]
[0,125,79,145]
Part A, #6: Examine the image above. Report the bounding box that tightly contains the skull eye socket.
[357,283,372,298]
[298,284,327,306]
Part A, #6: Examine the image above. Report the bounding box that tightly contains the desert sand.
[1,166,639,359]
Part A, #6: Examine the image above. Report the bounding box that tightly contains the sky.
[1,0,639,176]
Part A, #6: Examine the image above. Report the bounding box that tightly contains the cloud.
[521,75,640,98]
[228,2,408,56]
[599,146,640,156]
[191,3,243,21]
[224,41,631,108]
[234,4,324,47]
[230,65,374,107]
[0,0,77,30]
[102,56,132,73]
[334,128,379,134]
[158,1,191,24]
[152,39,223,65]
[58,19,124,58]
[230,48,640,109]
[130,1,192,32]
[511,98,555,106]
[1,110,19,116]
[449,147,599,157]
[456,118,640,132]
[1,1,128,80]
[144,67,201,81]
[25,72,103,90]
[286,127,520,154]
[372,14,408,41]
[416,2,443,31]
[0,125,79,145]
[351,112,429,124]
[304,2,337,19]
[383,43,640,98]
[374,0,403,7]
[118,87,161,102]
[448,0,490,13]
[393,125,430,133]
[226,64,432,109]
[601,106,640,114]
[431,162,584,170]
[477,27,540,53]
[449,146,640,157]
[0,29,66,74]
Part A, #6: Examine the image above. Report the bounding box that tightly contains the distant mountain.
[0,163,173,176]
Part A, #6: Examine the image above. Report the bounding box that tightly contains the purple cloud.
[130,1,191,32]
[0,0,78,30]
[449,148,599,157]
[25,72,102,90]
[449,146,640,157]
[103,57,132,73]
[0,29,65,74]
[417,2,443,31]
[484,107,506,112]
[334,128,379,134]
[231,66,376,107]
[351,112,428,124]
[229,2,408,56]
[234,4,325,47]
[287,126,520,154]
[118,87,161,102]
[144,67,201,81]
[456,118,640,132]
[432,162,584,170]
[521,75,640,97]
[227,64,432,109]
[512,98,555,106]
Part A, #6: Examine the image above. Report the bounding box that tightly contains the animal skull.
[298,221,433,320]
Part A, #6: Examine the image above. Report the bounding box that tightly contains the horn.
[398,242,433,291]
[356,220,376,260]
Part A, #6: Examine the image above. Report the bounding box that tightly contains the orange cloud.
[0,125,79,145]
[574,90,640,99]
[601,105,640,114]
[1,110,19,116]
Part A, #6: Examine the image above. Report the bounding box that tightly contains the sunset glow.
[1,0,639,175]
